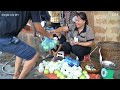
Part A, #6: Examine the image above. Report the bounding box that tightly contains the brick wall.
[85,11,120,44]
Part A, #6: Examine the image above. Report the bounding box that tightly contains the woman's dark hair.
[75,12,88,25]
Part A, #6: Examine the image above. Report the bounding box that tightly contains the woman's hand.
[73,41,79,45]
[70,40,79,45]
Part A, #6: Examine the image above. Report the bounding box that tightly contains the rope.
[90,46,99,56]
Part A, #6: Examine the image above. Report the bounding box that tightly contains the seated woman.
[50,12,95,61]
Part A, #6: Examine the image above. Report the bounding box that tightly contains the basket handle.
[98,47,103,66]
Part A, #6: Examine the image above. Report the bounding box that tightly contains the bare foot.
[13,72,20,79]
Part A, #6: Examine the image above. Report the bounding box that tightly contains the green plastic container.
[101,68,114,79]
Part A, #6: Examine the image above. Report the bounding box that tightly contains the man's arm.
[33,23,53,39]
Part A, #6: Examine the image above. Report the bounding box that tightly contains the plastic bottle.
[63,56,80,67]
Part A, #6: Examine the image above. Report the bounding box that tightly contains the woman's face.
[74,16,85,29]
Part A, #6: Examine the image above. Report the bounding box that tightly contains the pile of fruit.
[38,59,93,79]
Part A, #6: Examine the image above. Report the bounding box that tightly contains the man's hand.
[48,33,54,39]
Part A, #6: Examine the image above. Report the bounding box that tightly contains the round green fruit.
[57,72,62,78]
[54,70,59,75]
[44,69,49,74]
[79,75,86,79]
[82,70,88,75]
[59,74,65,79]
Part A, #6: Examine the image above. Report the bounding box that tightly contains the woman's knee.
[72,45,79,54]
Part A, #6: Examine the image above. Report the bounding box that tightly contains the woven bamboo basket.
[98,41,120,69]
[81,61,101,74]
